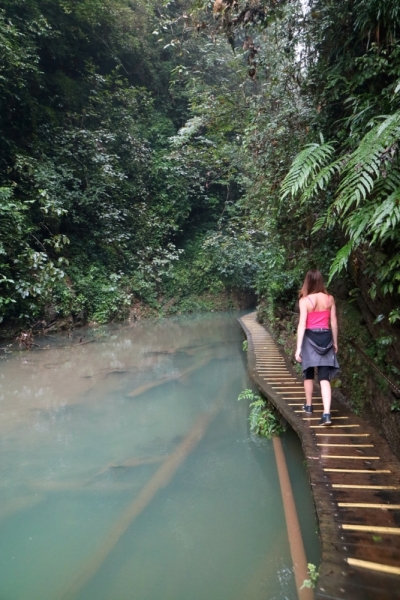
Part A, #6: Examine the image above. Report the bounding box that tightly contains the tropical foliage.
[1,0,400,350]
[0,0,220,324]
[163,0,400,443]
[237,389,285,438]
[170,0,400,344]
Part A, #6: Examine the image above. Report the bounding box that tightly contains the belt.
[307,328,330,332]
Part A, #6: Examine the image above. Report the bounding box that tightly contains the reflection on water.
[0,312,320,600]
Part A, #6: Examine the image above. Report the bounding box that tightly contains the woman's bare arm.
[330,296,338,353]
[295,298,308,362]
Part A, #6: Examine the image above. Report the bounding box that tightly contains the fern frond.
[312,212,328,233]
[327,240,354,284]
[284,112,400,290]
[334,111,400,214]
[343,203,375,241]
[281,142,335,200]
[300,158,342,203]
[375,170,400,195]
[370,190,400,243]
[237,389,259,402]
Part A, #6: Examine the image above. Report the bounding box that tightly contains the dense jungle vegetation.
[1,1,400,447]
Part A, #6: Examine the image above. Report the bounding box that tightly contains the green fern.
[370,192,400,243]
[280,141,336,201]
[334,112,400,216]
[237,388,258,402]
[312,212,329,233]
[237,390,285,438]
[327,241,354,283]
[300,158,342,203]
[282,111,400,294]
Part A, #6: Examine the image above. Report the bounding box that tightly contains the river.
[0,311,320,600]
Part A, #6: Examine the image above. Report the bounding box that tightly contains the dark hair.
[299,269,328,298]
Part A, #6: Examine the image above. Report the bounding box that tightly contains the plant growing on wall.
[238,389,286,438]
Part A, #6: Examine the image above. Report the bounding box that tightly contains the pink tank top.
[305,296,330,329]
[306,310,330,329]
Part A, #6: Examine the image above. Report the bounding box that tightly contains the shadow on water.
[0,312,320,600]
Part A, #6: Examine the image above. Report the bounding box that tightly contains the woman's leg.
[303,367,314,408]
[304,379,313,406]
[320,380,331,415]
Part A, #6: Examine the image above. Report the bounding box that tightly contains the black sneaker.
[319,413,332,426]
[303,404,313,414]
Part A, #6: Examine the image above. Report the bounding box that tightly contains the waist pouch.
[305,329,332,350]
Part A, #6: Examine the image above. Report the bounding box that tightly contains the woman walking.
[295,270,339,425]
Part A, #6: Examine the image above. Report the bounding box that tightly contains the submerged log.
[29,481,141,493]
[57,402,222,600]
[127,357,210,398]
[143,342,213,357]
[127,375,176,398]
[95,455,167,476]
[0,495,45,520]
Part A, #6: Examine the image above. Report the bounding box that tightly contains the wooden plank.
[325,469,391,473]
[284,396,323,400]
[317,444,374,447]
[346,558,400,576]
[342,524,400,535]
[314,433,370,437]
[338,503,400,509]
[310,425,361,428]
[296,410,339,413]
[303,416,348,420]
[333,485,400,490]
[289,402,323,412]
[321,455,380,459]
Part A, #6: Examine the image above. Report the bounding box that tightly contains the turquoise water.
[0,312,320,599]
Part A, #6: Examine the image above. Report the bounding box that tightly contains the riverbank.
[0,288,256,343]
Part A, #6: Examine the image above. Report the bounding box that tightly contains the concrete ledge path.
[239,312,400,600]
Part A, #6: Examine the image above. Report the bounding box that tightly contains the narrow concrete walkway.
[239,312,400,600]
